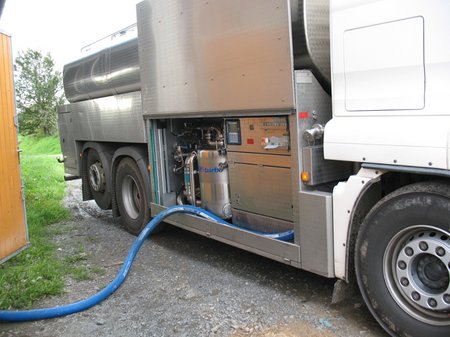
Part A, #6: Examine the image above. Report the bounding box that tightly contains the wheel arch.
[343,168,450,281]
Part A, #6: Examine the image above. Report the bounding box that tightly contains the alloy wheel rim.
[383,225,450,326]
[122,175,140,220]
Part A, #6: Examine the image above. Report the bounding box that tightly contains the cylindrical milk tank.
[63,0,330,103]
[63,38,140,103]
[198,150,232,219]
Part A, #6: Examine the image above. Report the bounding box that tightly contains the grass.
[64,244,104,282]
[19,134,62,155]
[0,135,72,309]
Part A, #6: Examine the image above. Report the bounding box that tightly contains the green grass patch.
[65,245,104,282]
[69,266,104,282]
[0,135,71,309]
[19,134,62,155]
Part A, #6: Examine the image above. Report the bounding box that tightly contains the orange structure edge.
[0,31,28,263]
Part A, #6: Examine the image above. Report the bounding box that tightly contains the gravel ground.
[1,181,387,337]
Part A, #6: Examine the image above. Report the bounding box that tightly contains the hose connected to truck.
[0,205,293,322]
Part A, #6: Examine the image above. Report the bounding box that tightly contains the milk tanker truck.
[58,1,450,336]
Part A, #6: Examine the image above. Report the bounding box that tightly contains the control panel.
[226,116,290,155]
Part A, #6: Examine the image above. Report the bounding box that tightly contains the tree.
[15,49,64,136]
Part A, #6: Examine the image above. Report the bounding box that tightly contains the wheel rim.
[121,175,141,220]
[384,225,450,326]
[89,161,106,192]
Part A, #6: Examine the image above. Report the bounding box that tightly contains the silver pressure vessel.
[63,38,140,103]
[198,150,232,219]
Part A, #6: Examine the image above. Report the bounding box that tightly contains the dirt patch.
[0,180,387,337]
[233,321,338,337]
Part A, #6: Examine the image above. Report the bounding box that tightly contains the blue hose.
[0,205,293,322]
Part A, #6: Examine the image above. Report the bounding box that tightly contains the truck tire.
[115,157,150,235]
[87,149,111,210]
[355,182,450,337]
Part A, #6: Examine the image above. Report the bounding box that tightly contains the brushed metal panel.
[151,203,301,265]
[232,208,293,233]
[64,38,140,103]
[302,145,352,185]
[290,69,335,276]
[289,113,302,247]
[290,70,332,248]
[292,70,332,183]
[137,0,295,117]
[70,91,146,143]
[228,153,293,221]
[57,106,78,174]
[228,151,291,168]
[298,190,334,277]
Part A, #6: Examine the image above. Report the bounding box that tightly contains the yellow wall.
[0,32,28,262]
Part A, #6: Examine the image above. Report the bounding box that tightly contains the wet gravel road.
[1,181,387,337]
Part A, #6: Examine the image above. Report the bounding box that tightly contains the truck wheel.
[115,157,150,235]
[355,182,450,337]
[87,149,111,210]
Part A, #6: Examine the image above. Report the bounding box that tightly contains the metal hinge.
[13,114,19,128]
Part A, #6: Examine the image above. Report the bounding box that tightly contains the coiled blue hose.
[0,205,293,322]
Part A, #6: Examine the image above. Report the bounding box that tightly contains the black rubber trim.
[362,163,450,178]
[64,175,80,181]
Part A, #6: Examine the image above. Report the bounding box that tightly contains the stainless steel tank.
[63,0,330,103]
[63,38,140,103]
[291,0,330,93]
[198,150,232,219]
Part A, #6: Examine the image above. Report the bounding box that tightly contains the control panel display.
[225,120,242,145]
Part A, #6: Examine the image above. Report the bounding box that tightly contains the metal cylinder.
[198,150,231,219]
[184,152,198,206]
[290,0,330,92]
[63,38,140,103]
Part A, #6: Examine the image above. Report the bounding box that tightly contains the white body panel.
[325,116,449,169]
[333,168,382,279]
[448,131,450,169]
[326,0,450,168]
